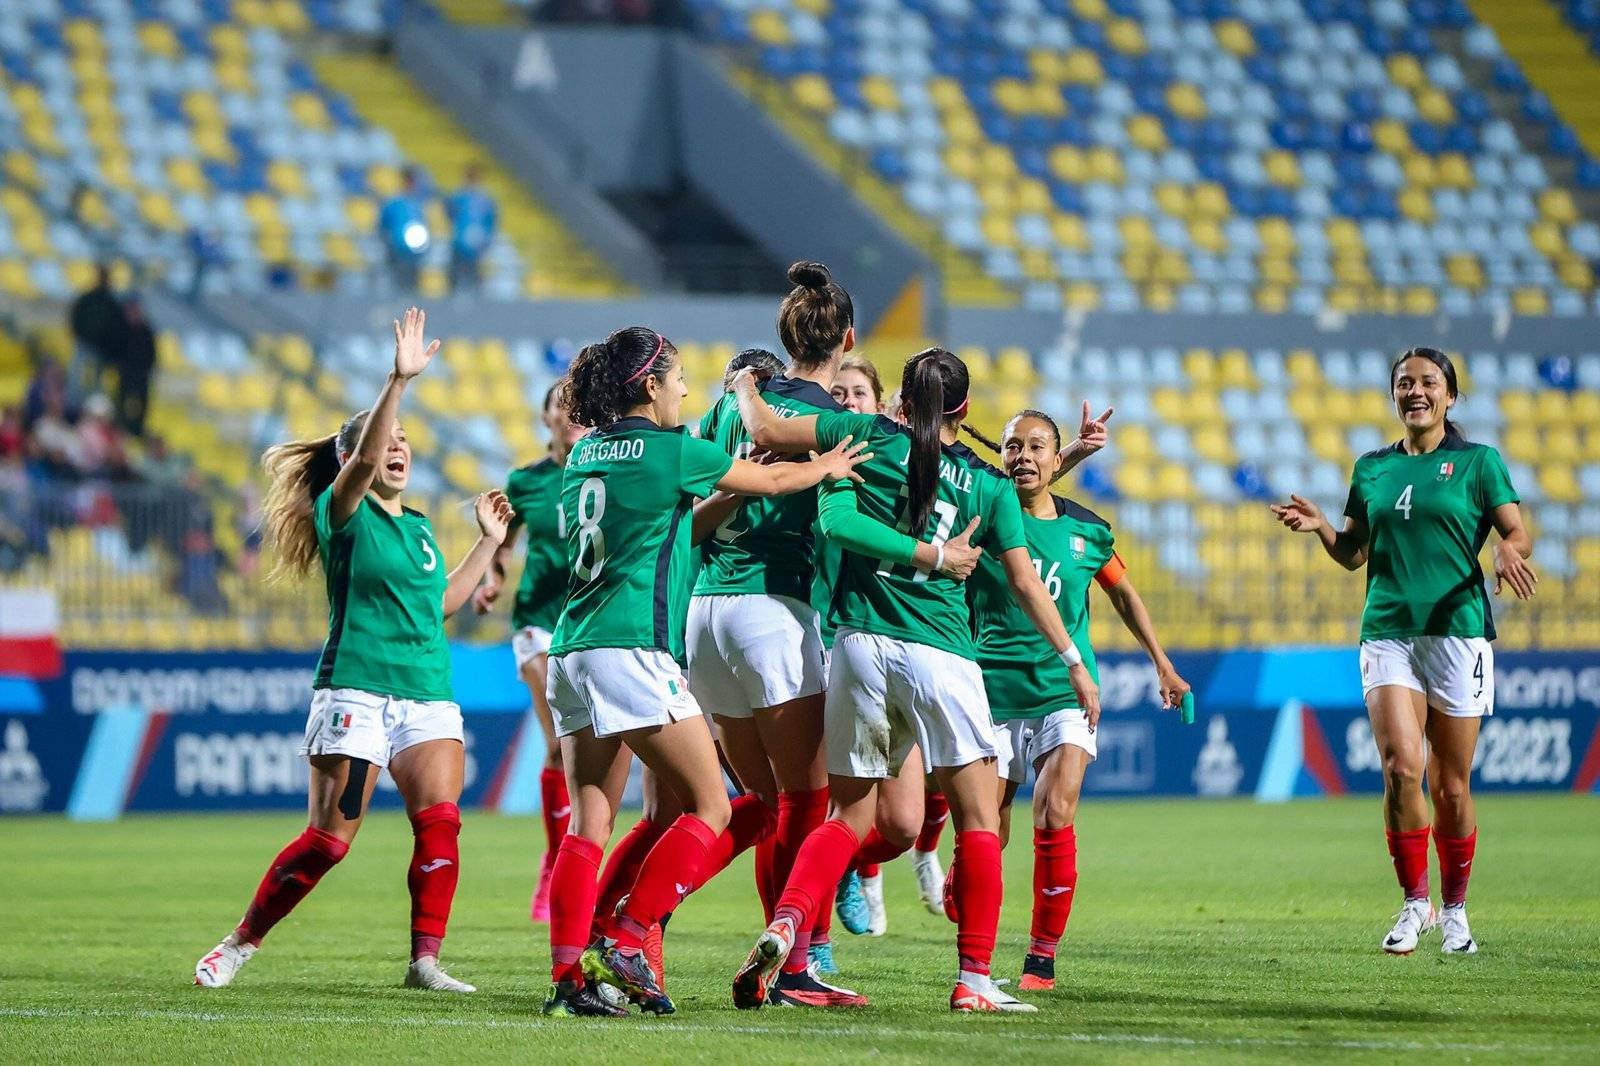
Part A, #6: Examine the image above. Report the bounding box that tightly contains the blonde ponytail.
[259,411,368,582]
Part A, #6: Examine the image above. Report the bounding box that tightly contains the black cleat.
[582,939,675,1015]
[542,980,627,1017]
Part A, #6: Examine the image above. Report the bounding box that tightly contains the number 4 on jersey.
[1395,483,1413,520]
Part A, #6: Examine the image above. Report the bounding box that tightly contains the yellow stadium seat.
[1402,153,1437,188]
[1373,119,1410,154]
[1062,49,1104,85]
[928,77,967,110]
[367,165,402,199]
[1286,349,1322,386]
[861,75,900,112]
[995,346,1037,385]
[1255,286,1288,313]
[1119,215,1155,250]
[1264,150,1301,187]
[1539,189,1578,224]
[216,58,254,94]
[1154,462,1193,500]
[1048,145,1087,183]
[943,111,982,146]
[1073,0,1109,19]
[748,11,791,46]
[1539,464,1581,503]
[1107,17,1147,54]
[1017,178,1052,213]
[1257,217,1295,256]
[193,125,235,163]
[979,143,1018,179]
[1437,153,1473,188]
[1116,462,1154,500]
[290,92,331,130]
[1192,424,1235,464]
[1398,188,1435,223]
[137,21,180,57]
[1558,257,1593,290]
[1214,19,1255,55]
[1183,348,1216,385]
[993,78,1032,115]
[1401,287,1438,315]
[1257,256,1295,287]
[1387,55,1424,89]
[981,214,1020,248]
[1167,83,1206,120]
[1217,348,1256,389]
[790,73,834,113]
[1189,218,1226,253]
[1127,114,1167,152]
[1534,390,1573,425]
[1511,288,1549,316]
[1446,253,1484,289]
[1544,427,1581,463]
[1052,213,1089,250]
[1062,282,1099,310]
[1415,88,1455,124]
[1572,390,1600,427]
[1155,183,1191,218]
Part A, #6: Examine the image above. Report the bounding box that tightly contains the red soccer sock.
[952,829,1004,975]
[549,834,603,983]
[856,861,881,878]
[1029,825,1078,958]
[611,815,720,949]
[810,883,834,942]
[408,803,461,960]
[774,788,829,905]
[916,790,950,852]
[1435,829,1477,908]
[235,826,349,945]
[1386,826,1432,900]
[539,767,570,852]
[856,826,908,868]
[591,817,665,938]
[700,794,777,883]
[773,818,862,932]
[754,834,778,923]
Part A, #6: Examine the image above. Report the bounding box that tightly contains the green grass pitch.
[5,795,1598,1063]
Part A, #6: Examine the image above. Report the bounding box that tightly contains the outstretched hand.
[1493,540,1538,600]
[393,306,440,380]
[1269,494,1325,534]
[475,490,514,545]
[809,435,873,483]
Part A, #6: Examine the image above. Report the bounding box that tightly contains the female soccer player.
[474,384,585,921]
[195,308,513,993]
[1271,346,1536,955]
[729,347,1101,1013]
[689,266,977,1006]
[541,324,903,1017]
[966,409,1189,992]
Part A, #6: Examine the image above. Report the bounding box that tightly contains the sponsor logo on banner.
[175,732,308,798]
[0,719,48,811]
[1472,717,1572,785]
[1496,664,1600,712]
[71,663,315,716]
[1092,721,1156,791]
[1193,716,1243,796]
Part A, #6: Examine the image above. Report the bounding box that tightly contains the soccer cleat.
[835,870,870,935]
[911,848,946,915]
[1017,953,1055,992]
[731,919,795,1010]
[861,871,887,936]
[542,980,627,1017]
[951,970,1038,1013]
[194,932,256,988]
[405,956,476,993]
[1439,904,1478,954]
[582,939,674,1015]
[530,851,556,923]
[1381,898,1438,955]
[808,940,840,976]
[770,964,869,1008]
[642,921,667,993]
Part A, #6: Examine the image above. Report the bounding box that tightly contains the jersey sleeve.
[816,479,919,565]
[1476,446,1519,510]
[695,401,719,443]
[1094,551,1127,590]
[679,434,736,497]
[980,480,1027,554]
[1342,465,1364,524]
[814,410,880,453]
[314,484,361,537]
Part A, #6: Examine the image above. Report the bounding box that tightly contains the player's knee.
[691,790,733,834]
[878,811,919,852]
[1380,751,1424,794]
[1429,772,1471,813]
[1035,790,1078,831]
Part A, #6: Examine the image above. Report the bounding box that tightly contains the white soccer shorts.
[687,594,826,718]
[824,629,997,778]
[1359,636,1494,718]
[300,687,464,769]
[512,625,554,669]
[547,647,704,739]
[996,709,1097,785]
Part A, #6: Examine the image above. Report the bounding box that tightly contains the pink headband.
[624,334,666,385]
[944,396,969,416]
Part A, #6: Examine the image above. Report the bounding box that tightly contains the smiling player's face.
[1392,356,1454,434]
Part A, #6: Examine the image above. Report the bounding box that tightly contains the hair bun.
[787,261,831,290]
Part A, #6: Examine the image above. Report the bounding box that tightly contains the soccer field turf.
[5,795,1598,1064]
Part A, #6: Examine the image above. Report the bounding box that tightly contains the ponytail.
[960,422,1001,455]
[901,347,969,537]
[259,411,368,581]
[563,326,675,428]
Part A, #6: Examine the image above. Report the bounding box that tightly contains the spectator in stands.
[0,405,23,463]
[379,167,430,292]
[116,295,157,437]
[27,379,80,476]
[68,265,125,401]
[448,164,497,293]
[75,394,130,480]
[22,359,70,430]
[0,410,41,571]
[236,484,264,578]
[132,432,190,485]
[186,227,226,301]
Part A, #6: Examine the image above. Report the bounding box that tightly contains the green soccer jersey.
[694,375,844,602]
[550,417,735,664]
[814,412,1026,658]
[504,457,566,632]
[969,496,1115,721]
[1344,437,1518,642]
[312,487,452,702]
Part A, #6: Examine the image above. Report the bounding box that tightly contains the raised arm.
[998,546,1101,726]
[816,480,984,580]
[1270,495,1369,570]
[1051,400,1114,484]
[1490,501,1537,600]
[1101,575,1190,709]
[330,308,439,527]
[731,369,823,454]
[444,491,513,618]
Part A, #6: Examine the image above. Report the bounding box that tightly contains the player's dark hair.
[836,354,883,405]
[1390,346,1464,441]
[777,261,854,370]
[723,347,785,391]
[542,382,563,413]
[964,408,1062,457]
[563,326,677,428]
[961,422,1001,454]
[901,347,969,537]
[260,410,369,581]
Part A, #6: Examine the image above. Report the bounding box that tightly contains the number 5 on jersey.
[574,477,607,582]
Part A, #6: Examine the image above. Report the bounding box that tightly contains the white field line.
[0,1006,1591,1055]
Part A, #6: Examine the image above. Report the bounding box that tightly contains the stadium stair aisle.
[311,52,627,300]
[1469,1,1600,159]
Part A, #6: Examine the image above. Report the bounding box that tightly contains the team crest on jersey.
[328,711,353,738]
[1070,535,1086,560]
[1436,461,1454,481]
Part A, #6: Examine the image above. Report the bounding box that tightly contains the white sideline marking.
[0,1006,1585,1055]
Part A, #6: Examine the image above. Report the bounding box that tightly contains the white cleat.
[951,970,1038,1013]
[1381,898,1438,955]
[405,956,477,993]
[862,871,887,936]
[911,848,946,915]
[194,932,256,987]
[1439,904,1478,954]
